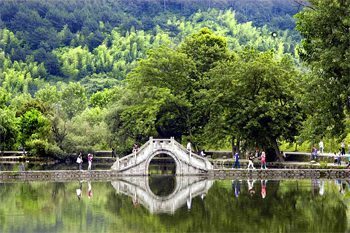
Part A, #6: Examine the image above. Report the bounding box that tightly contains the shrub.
[26,139,66,159]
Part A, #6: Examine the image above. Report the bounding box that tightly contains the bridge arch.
[145,149,182,176]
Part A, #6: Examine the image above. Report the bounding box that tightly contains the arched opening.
[148,153,176,175]
[148,175,176,197]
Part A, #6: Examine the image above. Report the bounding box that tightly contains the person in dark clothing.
[112,148,116,158]
[247,153,255,169]
[232,152,240,169]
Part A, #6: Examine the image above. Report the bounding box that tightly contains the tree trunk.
[272,139,284,161]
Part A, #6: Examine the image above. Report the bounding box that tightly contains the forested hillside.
[0,0,313,158]
[0,0,300,80]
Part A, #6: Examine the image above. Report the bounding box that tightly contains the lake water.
[0,177,349,233]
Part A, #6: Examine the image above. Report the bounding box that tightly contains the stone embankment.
[0,170,118,182]
[0,168,350,182]
[208,169,350,179]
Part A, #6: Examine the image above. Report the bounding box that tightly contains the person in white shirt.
[186,141,191,151]
[319,140,324,154]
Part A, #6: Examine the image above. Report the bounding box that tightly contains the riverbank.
[0,168,350,182]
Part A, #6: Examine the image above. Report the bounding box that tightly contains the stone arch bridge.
[111,138,213,175]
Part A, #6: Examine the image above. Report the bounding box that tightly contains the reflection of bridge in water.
[111,176,214,214]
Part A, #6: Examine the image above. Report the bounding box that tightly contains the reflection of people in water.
[247,179,256,196]
[261,180,267,199]
[311,179,320,195]
[76,181,82,200]
[319,180,325,196]
[187,192,192,210]
[88,181,93,199]
[232,180,240,198]
[335,180,346,195]
[19,162,25,171]
[132,192,139,207]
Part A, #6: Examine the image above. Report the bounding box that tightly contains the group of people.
[311,140,350,166]
[232,149,267,169]
[311,140,327,161]
[76,152,94,171]
[187,141,206,157]
[333,144,350,167]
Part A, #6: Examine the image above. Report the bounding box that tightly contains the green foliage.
[0,1,310,157]
[26,139,66,158]
[0,87,10,107]
[180,27,229,74]
[89,89,112,108]
[54,46,94,80]
[203,49,304,154]
[64,107,110,152]
[295,0,350,137]
[18,109,51,149]
[0,108,18,150]
[60,82,88,119]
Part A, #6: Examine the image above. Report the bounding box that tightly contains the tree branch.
[293,0,316,11]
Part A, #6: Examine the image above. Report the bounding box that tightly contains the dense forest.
[0,0,348,160]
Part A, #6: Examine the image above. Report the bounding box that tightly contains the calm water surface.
[0,177,349,233]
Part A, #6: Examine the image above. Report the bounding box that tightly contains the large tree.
[107,29,230,153]
[295,0,350,136]
[204,50,304,159]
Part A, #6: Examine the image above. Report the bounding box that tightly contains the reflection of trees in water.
[148,176,176,197]
[0,180,348,232]
[106,180,348,233]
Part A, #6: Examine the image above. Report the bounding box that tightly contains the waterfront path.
[0,168,350,182]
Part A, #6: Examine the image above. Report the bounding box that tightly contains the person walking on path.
[341,141,346,155]
[77,152,83,171]
[186,141,191,152]
[334,152,338,164]
[260,150,267,169]
[233,152,240,169]
[319,140,324,154]
[311,145,318,161]
[247,153,255,170]
[88,153,93,170]
[112,148,116,158]
[337,149,342,166]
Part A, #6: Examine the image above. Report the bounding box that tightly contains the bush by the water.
[26,139,66,159]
